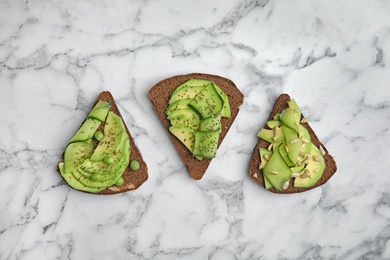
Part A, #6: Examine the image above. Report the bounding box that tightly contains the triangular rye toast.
[149,73,244,180]
[57,91,148,194]
[249,93,337,193]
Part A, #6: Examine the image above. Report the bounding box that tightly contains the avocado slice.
[193,130,220,158]
[282,125,302,165]
[263,146,292,191]
[69,118,101,143]
[287,99,301,124]
[63,141,94,172]
[170,118,200,131]
[298,124,311,154]
[58,162,105,193]
[167,108,201,121]
[259,148,274,189]
[88,100,112,121]
[212,83,231,118]
[294,145,325,188]
[90,112,128,162]
[169,124,196,152]
[165,99,191,116]
[169,85,206,105]
[278,142,295,167]
[199,114,221,132]
[171,79,211,95]
[280,107,299,133]
[257,126,285,143]
[189,84,223,119]
[266,120,281,129]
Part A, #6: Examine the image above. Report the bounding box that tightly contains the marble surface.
[1,0,390,259]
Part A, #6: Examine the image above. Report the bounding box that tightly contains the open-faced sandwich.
[57,91,148,194]
[249,93,337,193]
[149,73,244,180]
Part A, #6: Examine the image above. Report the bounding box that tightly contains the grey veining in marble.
[1,0,390,259]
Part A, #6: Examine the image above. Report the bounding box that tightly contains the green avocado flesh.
[257,98,325,191]
[59,101,132,193]
[165,79,231,159]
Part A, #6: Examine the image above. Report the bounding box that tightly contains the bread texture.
[149,73,244,180]
[57,91,148,195]
[249,93,337,193]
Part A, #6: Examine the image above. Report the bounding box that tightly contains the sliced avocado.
[90,112,128,162]
[257,126,285,143]
[266,120,281,129]
[58,162,104,193]
[290,164,305,174]
[287,99,301,124]
[63,141,94,172]
[73,166,119,188]
[257,128,273,143]
[294,145,325,188]
[69,118,101,143]
[273,113,281,121]
[212,83,231,118]
[280,107,299,133]
[263,149,292,191]
[169,124,196,152]
[189,84,223,119]
[88,100,112,121]
[298,124,311,155]
[172,79,211,95]
[170,118,200,132]
[259,148,274,189]
[278,142,295,167]
[165,99,191,116]
[193,130,220,158]
[259,148,272,169]
[282,125,302,165]
[169,85,206,104]
[167,108,201,122]
[200,114,221,132]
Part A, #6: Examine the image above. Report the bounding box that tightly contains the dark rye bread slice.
[149,73,244,180]
[249,93,337,194]
[57,91,148,195]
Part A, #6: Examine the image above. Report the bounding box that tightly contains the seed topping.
[282,180,289,190]
[301,136,309,143]
[291,172,300,178]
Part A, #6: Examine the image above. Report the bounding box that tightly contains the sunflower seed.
[291,172,300,178]
[301,136,309,143]
[300,117,308,123]
[282,180,290,190]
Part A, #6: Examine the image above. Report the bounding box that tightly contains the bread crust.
[57,91,148,195]
[148,73,244,180]
[249,93,337,193]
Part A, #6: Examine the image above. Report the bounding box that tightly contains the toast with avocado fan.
[249,93,337,193]
[148,73,244,180]
[57,91,148,195]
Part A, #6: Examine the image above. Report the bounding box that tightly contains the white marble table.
[1,0,390,259]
